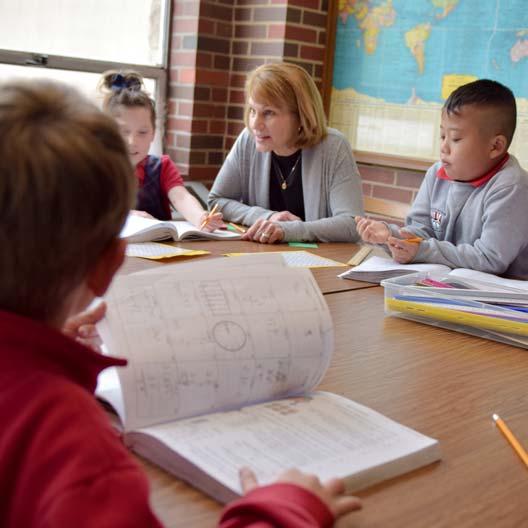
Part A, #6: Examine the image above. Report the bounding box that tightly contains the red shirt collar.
[437,153,509,187]
[0,310,126,393]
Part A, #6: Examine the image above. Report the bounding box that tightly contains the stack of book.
[381,270,528,349]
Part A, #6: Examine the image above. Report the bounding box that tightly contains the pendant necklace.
[272,152,301,191]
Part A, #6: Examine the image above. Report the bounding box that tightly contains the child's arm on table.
[219,467,361,528]
[168,185,224,232]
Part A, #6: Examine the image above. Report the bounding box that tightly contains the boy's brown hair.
[0,80,135,321]
[244,62,328,149]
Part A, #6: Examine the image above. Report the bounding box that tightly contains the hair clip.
[110,73,141,92]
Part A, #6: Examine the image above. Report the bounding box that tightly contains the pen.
[228,222,246,234]
[492,413,528,468]
[200,203,219,230]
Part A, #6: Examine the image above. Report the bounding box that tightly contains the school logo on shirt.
[431,209,444,231]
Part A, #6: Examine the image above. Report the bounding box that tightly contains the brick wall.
[167,0,419,213]
[167,0,329,184]
[359,163,423,208]
[358,163,424,224]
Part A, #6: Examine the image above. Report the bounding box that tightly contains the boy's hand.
[355,216,390,244]
[62,302,106,352]
[269,211,301,222]
[239,467,362,519]
[199,211,225,232]
[387,231,421,263]
[242,218,284,244]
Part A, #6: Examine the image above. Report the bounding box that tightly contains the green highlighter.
[288,242,318,248]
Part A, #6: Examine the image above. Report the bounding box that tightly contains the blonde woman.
[209,62,364,244]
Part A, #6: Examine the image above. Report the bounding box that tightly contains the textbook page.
[448,268,528,292]
[96,255,288,415]
[101,263,333,431]
[120,214,240,242]
[120,214,175,242]
[129,391,440,503]
[173,221,241,240]
[339,256,450,283]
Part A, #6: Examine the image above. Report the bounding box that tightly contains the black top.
[269,149,305,221]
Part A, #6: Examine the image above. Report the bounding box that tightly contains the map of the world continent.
[330,0,528,168]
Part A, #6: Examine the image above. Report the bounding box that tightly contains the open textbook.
[340,256,528,293]
[339,256,453,283]
[97,255,440,503]
[120,214,241,243]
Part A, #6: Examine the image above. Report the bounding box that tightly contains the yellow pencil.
[493,413,528,468]
[200,203,219,229]
[228,222,247,234]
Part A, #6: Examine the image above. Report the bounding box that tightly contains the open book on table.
[339,256,453,283]
[96,255,440,503]
[340,256,528,295]
[120,213,241,243]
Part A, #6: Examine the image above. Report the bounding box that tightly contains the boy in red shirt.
[0,79,360,527]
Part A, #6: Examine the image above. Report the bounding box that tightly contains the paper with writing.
[130,391,439,499]
[100,262,333,431]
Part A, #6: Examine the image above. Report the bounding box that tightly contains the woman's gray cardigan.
[208,127,364,242]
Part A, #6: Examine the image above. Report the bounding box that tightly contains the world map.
[330,0,528,167]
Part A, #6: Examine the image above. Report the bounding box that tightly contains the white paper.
[136,391,439,496]
[100,257,333,430]
[267,251,344,268]
[339,255,449,282]
[448,268,528,292]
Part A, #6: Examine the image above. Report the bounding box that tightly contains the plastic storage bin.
[381,272,528,349]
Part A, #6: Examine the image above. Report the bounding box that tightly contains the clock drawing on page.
[212,320,247,352]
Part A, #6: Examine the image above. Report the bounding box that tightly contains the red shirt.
[0,310,162,528]
[136,155,184,219]
[220,483,334,527]
[0,310,333,528]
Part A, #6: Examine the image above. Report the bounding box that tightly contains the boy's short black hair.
[444,79,517,146]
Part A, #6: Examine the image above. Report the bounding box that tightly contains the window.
[0,0,170,154]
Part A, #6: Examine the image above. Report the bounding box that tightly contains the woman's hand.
[269,211,301,222]
[242,218,284,244]
[239,467,362,519]
[62,302,106,352]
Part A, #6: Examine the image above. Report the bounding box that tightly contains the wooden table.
[121,240,375,295]
[140,287,528,527]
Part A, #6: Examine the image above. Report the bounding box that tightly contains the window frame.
[0,1,171,150]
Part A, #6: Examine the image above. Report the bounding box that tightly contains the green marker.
[288,242,318,248]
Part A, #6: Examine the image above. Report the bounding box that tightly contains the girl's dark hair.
[444,79,516,145]
[99,70,156,128]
